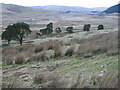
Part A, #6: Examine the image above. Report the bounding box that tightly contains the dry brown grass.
[15,55,25,64]
[2,31,118,65]
[70,38,82,44]
[34,44,44,53]
[99,71,118,88]
[45,40,63,50]
[2,40,63,65]
[2,77,24,88]
[64,38,82,46]
[2,44,34,65]
[65,46,75,56]
[34,72,69,88]
[31,50,49,61]
[4,57,13,65]
[54,47,63,58]
[34,40,63,53]
[76,31,118,57]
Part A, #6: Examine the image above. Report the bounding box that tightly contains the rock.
[84,53,93,58]
[101,65,104,68]
[99,69,107,77]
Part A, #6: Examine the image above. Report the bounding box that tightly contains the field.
[1,4,119,89]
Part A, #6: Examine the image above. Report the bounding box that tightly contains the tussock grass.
[54,47,63,58]
[31,51,49,61]
[2,31,118,66]
[65,46,75,56]
[2,40,63,65]
[76,31,118,57]
[15,55,25,64]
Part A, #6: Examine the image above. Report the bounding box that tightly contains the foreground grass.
[29,28,118,45]
[3,54,118,88]
[3,54,118,74]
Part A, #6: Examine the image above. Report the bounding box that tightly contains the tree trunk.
[19,38,23,45]
[8,40,10,44]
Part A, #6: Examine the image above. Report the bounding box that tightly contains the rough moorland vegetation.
[2,20,118,88]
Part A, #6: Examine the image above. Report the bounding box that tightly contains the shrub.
[34,44,44,53]
[36,32,41,38]
[47,23,53,34]
[2,45,33,65]
[65,46,75,56]
[15,56,25,64]
[31,51,49,61]
[107,49,118,56]
[55,27,62,33]
[5,58,13,65]
[16,44,33,52]
[45,40,62,50]
[98,24,104,30]
[40,51,49,61]
[76,31,118,57]
[40,28,47,35]
[44,40,54,50]
[40,23,53,35]
[54,47,63,58]
[83,24,91,31]
[66,27,73,33]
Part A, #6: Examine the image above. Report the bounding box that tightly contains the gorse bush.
[55,27,62,34]
[40,23,53,35]
[66,27,73,33]
[83,24,91,31]
[36,32,41,37]
[98,24,104,30]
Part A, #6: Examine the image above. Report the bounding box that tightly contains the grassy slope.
[2,28,118,88]
[2,54,118,88]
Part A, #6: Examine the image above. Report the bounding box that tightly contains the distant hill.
[31,5,107,12]
[1,3,60,30]
[1,3,56,16]
[103,4,120,13]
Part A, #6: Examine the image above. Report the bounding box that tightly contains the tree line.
[2,22,104,45]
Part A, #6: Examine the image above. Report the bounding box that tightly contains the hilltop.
[32,5,107,12]
[103,4,120,13]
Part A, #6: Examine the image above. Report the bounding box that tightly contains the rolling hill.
[1,3,56,15]
[103,4,120,13]
[32,5,107,12]
[1,3,60,30]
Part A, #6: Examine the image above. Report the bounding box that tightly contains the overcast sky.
[1,0,119,8]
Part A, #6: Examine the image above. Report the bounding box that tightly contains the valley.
[1,3,119,89]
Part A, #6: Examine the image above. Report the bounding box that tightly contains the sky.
[0,0,119,8]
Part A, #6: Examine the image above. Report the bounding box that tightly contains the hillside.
[103,4,120,13]
[32,5,107,12]
[2,30,118,88]
[1,3,118,89]
[1,3,55,15]
[1,3,61,30]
